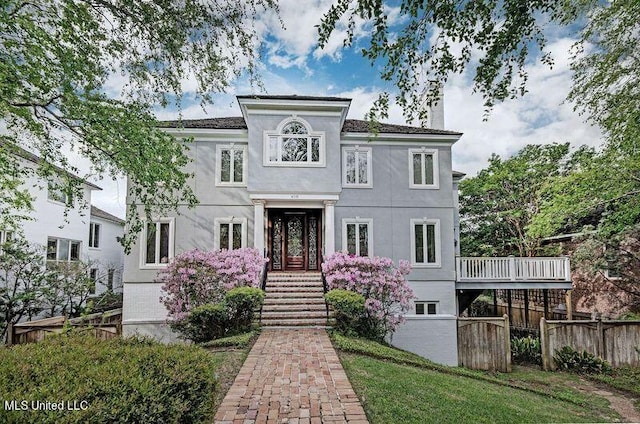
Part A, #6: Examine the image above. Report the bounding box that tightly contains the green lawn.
[331,334,620,423]
[341,354,618,423]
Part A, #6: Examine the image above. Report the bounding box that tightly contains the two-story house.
[2,144,125,296]
[122,95,464,365]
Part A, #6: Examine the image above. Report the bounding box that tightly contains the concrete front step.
[266,281,324,287]
[261,318,329,326]
[261,310,327,319]
[262,303,327,312]
[263,297,326,305]
[266,286,324,293]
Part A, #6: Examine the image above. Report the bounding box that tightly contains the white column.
[324,200,336,255]
[253,200,266,255]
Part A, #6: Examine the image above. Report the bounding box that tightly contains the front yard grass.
[332,334,620,423]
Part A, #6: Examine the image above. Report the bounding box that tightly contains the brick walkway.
[214,329,369,424]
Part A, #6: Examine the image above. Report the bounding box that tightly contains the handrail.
[259,251,268,322]
[456,256,571,282]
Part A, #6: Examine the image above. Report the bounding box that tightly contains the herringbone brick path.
[214,329,368,424]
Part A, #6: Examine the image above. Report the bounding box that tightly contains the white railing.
[456,256,571,282]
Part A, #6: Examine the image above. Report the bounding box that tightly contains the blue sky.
[90,1,603,218]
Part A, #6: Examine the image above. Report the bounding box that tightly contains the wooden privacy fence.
[458,315,512,372]
[7,308,122,346]
[540,318,640,370]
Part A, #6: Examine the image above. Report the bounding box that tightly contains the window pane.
[424,154,434,185]
[146,223,156,264]
[346,151,356,184]
[358,152,368,184]
[107,269,114,290]
[427,303,437,315]
[89,224,94,247]
[346,223,356,255]
[359,223,368,256]
[58,239,70,261]
[311,138,320,162]
[269,136,278,162]
[159,223,170,263]
[282,121,307,134]
[426,224,436,263]
[233,150,243,182]
[220,223,229,250]
[47,239,57,260]
[89,269,98,281]
[413,153,422,185]
[220,149,231,182]
[232,223,242,250]
[416,303,425,315]
[282,137,307,162]
[70,242,80,261]
[414,224,424,263]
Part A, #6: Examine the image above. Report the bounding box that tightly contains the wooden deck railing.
[456,256,571,282]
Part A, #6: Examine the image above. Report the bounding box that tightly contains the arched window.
[264,117,325,166]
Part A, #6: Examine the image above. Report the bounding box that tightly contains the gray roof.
[1,141,102,190]
[159,116,462,136]
[237,94,351,102]
[90,206,125,225]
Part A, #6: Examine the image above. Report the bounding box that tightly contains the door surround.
[268,209,322,272]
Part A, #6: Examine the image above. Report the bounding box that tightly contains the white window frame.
[216,143,247,187]
[342,218,373,257]
[410,218,441,268]
[47,237,81,262]
[89,222,101,249]
[139,217,175,269]
[408,148,439,189]
[47,181,71,204]
[342,146,373,188]
[263,116,326,167]
[214,217,248,250]
[0,230,13,255]
[415,301,439,315]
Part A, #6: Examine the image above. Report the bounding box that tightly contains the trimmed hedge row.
[0,334,219,423]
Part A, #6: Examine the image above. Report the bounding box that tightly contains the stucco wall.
[87,216,124,294]
[392,315,459,366]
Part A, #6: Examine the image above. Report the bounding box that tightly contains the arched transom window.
[264,117,325,166]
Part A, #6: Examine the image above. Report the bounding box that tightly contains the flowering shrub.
[159,248,267,323]
[322,252,414,340]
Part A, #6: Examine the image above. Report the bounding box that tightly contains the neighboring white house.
[121,95,572,366]
[87,206,125,295]
[2,144,125,296]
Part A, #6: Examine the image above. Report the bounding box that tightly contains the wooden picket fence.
[458,315,512,372]
[7,309,122,346]
[540,318,640,370]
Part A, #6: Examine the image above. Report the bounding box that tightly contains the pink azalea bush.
[322,252,414,339]
[159,248,267,323]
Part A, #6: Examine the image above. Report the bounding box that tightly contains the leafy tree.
[0,239,49,341]
[318,1,638,134]
[0,0,275,250]
[459,143,574,257]
[41,260,97,318]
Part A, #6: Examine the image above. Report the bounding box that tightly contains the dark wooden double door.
[269,210,321,271]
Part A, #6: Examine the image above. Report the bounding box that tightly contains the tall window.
[107,269,115,290]
[215,217,247,250]
[409,148,439,189]
[342,147,372,187]
[410,219,440,267]
[142,218,174,267]
[0,230,13,255]
[89,268,98,294]
[47,237,81,261]
[342,218,373,257]
[265,118,325,166]
[89,222,101,248]
[216,144,247,186]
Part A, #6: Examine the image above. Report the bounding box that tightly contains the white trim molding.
[408,148,440,189]
[214,217,248,250]
[215,143,248,187]
[341,218,373,257]
[139,217,175,269]
[263,116,326,167]
[342,146,373,188]
[410,218,441,268]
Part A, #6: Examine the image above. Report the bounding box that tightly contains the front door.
[269,210,321,271]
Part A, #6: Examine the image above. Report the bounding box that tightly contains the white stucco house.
[2,144,125,295]
[121,95,572,366]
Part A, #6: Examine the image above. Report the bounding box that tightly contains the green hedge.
[0,334,219,423]
[325,289,367,337]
